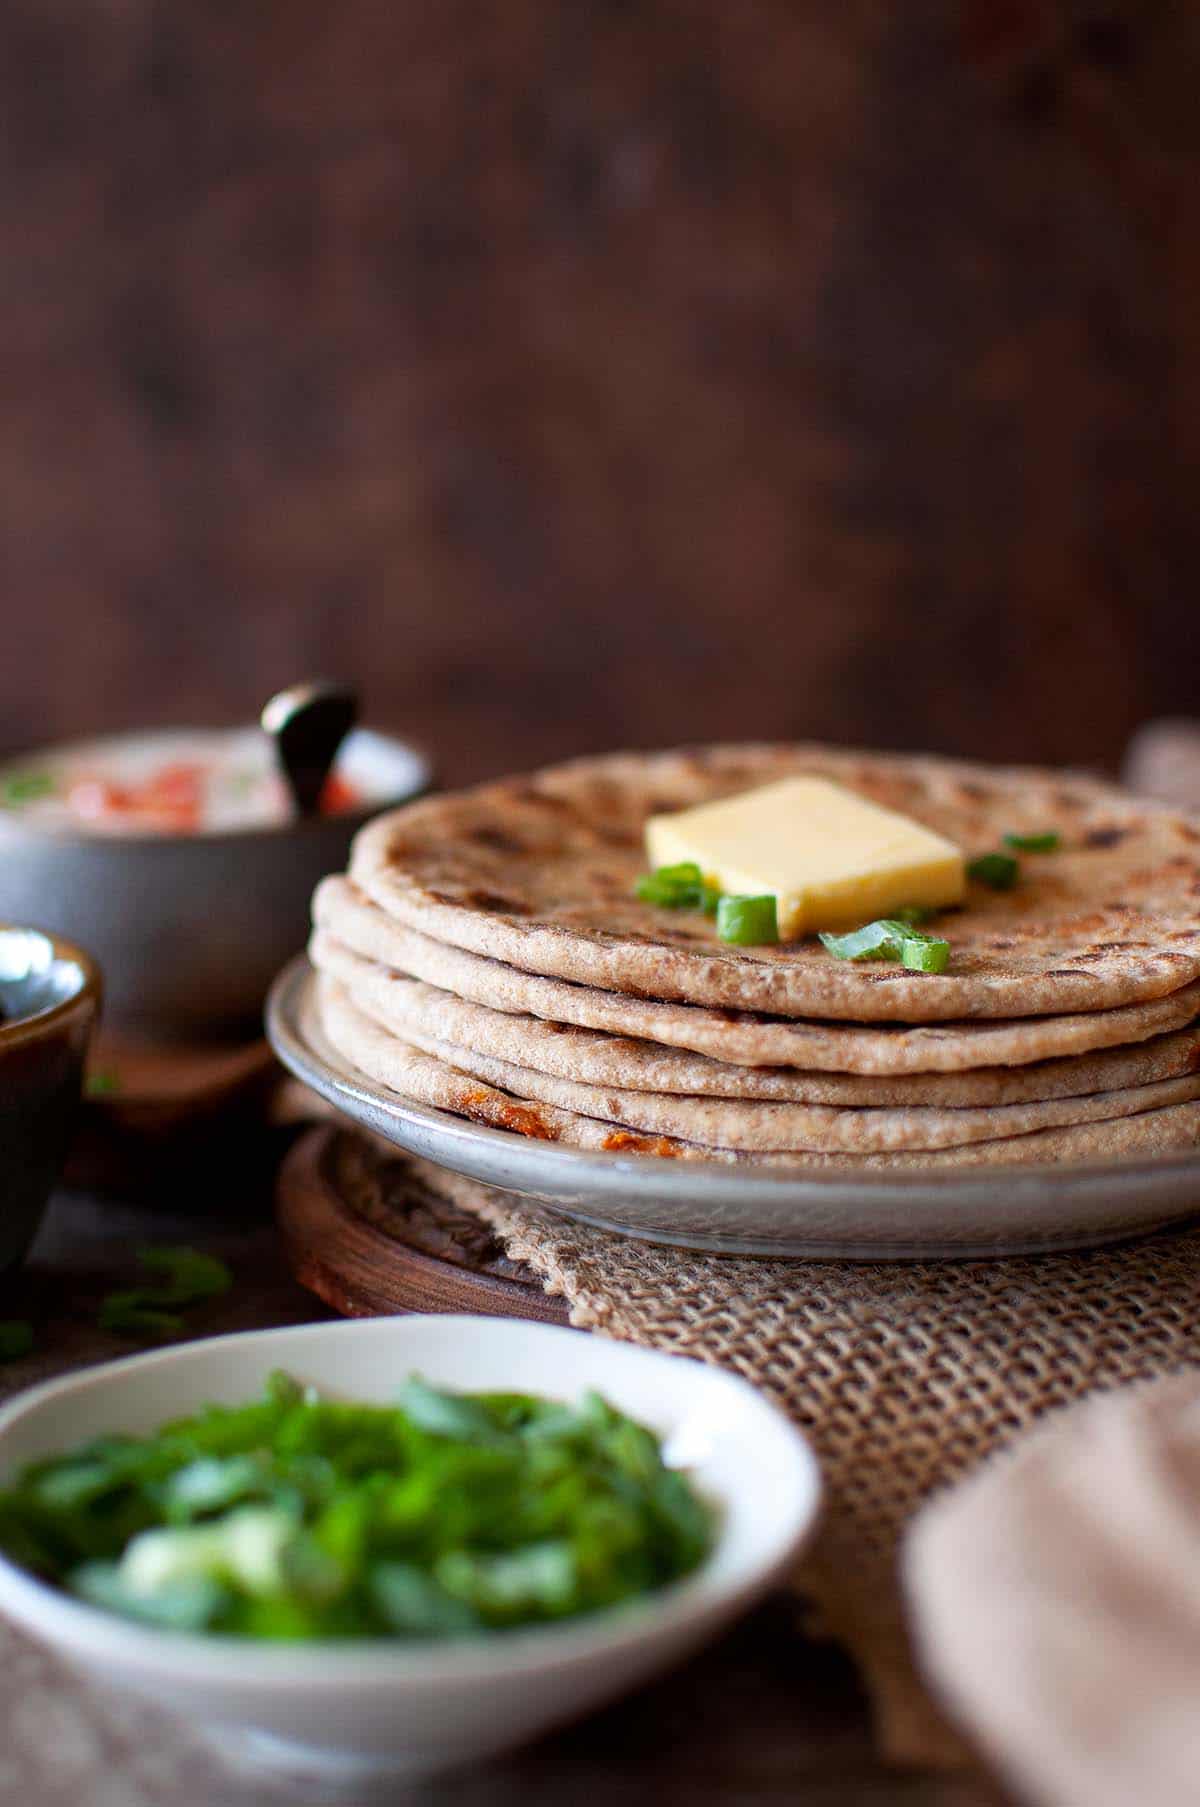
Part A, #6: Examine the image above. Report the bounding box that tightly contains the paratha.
[316,978,1200,1169]
[309,928,1200,1109]
[326,959,1200,1152]
[349,747,1200,1022]
[316,876,1200,1076]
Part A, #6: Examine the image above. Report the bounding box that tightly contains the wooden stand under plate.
[276,1125,571,1325]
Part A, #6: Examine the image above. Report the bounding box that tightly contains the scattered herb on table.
[85,1070,121,1098]
[819,919,951,975]
[0,1322,33,1363]
[99,1246,232,1341]
[0,1375,715,1640]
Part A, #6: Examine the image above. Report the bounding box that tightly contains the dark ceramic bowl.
[0,728,431,1040]
[0,927,101,1273]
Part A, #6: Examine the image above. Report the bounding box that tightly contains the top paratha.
[315,877,1200,1074]
[350,746,1200,1023]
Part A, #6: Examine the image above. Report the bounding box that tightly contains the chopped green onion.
[716,895,779,945]
[892,903,934,927]
[819,919,951,974]
[99,1298,187,1338]
[0,1322,33,1362]
[900,936,950,974]
[818,920,905,962]
[0,1376,714,1642]
[85,1070,121,1098]
[967,851,1019,890]
[1002,831,1060,853]
[135,1246,231,1302]
[98,1247,232,1340]
[635,863,720,914]
[0,771,55,806]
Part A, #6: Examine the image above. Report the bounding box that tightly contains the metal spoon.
[261,681,359,818]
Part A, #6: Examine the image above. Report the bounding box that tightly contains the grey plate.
[267,958,1200,1260]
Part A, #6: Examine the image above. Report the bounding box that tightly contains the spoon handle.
[261,682,359,817]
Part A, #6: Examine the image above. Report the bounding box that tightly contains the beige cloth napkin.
[904,1372,1200,1807]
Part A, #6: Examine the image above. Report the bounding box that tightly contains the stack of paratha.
[308,747,1200,1170]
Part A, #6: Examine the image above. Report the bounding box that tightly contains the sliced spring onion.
[892,903,935,927]
[98,1246,232,1341]
[634,863,720,913]
[819,919,951,973]
[818,920,904,962]
[1002,831,1060,853]
[967,851,1019,890]
[900,936,950,974]
[716,895,779,945]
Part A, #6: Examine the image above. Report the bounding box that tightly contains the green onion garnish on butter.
[892,903,934,927]
[716,895,779,945]
[818,920,901,962]
[967,851,1020,890]
[635,863,720,914]
[819,919,950,974]
[899,936,950,974]
[1002,831,1060,853]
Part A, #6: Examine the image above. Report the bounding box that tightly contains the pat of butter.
[645,776,965,940]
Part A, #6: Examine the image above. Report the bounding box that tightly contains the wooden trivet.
[276,1125,571,1324]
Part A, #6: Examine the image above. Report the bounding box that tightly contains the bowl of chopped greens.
[0,1314,819,1784]
[0,924,100,1273]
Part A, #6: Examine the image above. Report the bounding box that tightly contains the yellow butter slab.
[645,776,965,940]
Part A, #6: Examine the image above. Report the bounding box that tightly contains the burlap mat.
[415,1161,1200,1770]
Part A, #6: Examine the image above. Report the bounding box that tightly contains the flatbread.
[316,978,1200,1169]
[315,877,1200,1077]
[309,928,1200,1109]
[328,960,1200,1153]
[349,747,1200,1022]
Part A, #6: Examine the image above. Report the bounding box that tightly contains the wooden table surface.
[0,1180,1011,1807]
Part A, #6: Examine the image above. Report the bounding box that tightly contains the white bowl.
[0,1316,820,1786]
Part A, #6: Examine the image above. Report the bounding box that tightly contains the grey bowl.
[0,926,101,1272]
[0,730,431,1040]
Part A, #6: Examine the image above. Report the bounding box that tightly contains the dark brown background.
[3,0,1197,785]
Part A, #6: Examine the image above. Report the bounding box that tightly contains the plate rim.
[268,954,1200,1198]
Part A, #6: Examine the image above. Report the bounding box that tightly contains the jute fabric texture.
[418,1159,1200,1768]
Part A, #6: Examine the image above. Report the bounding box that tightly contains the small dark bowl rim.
[0,924,103,1047]
[0,727,435,852]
